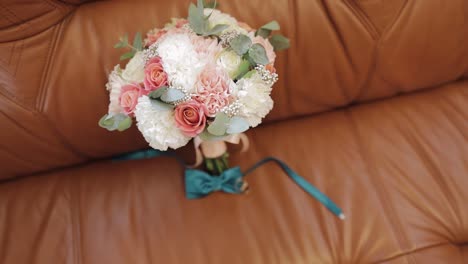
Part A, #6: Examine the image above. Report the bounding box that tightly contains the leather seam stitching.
[342,0,379,40]
[345,110,417,264]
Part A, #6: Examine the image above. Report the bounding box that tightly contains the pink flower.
[251,34,276,64]
[144,29,167,47]
[144,57,168,92]
[174,100,206,137]
[191,35,223,60]
[194,64,233,117]
[119,83,147,116]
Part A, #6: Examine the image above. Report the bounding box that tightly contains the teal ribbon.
[113,150,345,220]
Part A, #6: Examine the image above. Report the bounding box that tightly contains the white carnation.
[217,50,242,79]
[236,73,274,127]
[134,96,190,151]
[106,65,127,114]
[157,33,205,93]
[204,9,248,35]
[122,51,145,83]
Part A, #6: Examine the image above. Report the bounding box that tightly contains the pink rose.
[174,101,206,137]
[144,29,167,47]
[144,57,168,92]
[194,64,233,117]
[119,83,146,116]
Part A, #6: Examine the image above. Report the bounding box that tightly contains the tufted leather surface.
[0,0,467,263]
[0,80,467,263]
[1,0,467,178]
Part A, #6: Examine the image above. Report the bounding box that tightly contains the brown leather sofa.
[1,0,467,263]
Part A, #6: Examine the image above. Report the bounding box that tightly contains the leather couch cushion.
[1,81,466,263]
[1,0,468,179]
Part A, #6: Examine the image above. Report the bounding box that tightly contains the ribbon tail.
[244,157,345,220]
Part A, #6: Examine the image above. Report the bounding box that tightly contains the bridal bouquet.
[100,1,289,175]
[99,1,344,219]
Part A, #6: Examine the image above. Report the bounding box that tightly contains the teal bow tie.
[185,167,245,199]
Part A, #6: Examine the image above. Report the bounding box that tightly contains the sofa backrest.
[1,0,467,179]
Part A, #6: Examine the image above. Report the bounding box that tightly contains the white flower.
[157,33,205,93]
[236,72,274,127]
[204,9,248,35]
[106,65,127,114]
[216,50,242,79]
[122,51,145,83]
[134,96,190,151]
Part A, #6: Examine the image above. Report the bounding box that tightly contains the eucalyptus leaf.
[206,24,229,36]
[226,117,249,134]
[120,51,135,61]
[256,28,271,38]
[133,32,143,51]
[99,114,130,131]
[242,70,256,79]
[197,0,204,14]
[229,34,252,55]
[99,114,115,130]
[117,116,132,131]
[248,44,269,65]
[150,99,174,111]
[269,34,290,51]
[234,59,251,80]
[160,88,186,103]
[207,113,229,136]
[114,41,125,49]
[204,0,218,9]
[148,86,168,99]
[261,20,280,31]
[188,3,207,35]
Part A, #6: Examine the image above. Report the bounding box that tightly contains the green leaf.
[120,51,135,61]
[99,114,115,129]
[160,88,186,103]
[234,59,251,80]
[148,86,168,99]
[226,117,249,134]
[114,41,125,49]
[207,113,229,136]
[150,99,174,111]
[117,116,132,131]
[204,0,218,9]
[206,24,229,36]
[261,20,280,31]
[99,114,131,131]
[197,0,204,14]
[256,28,271,38]
[229,34,252,55]
[242,70,256,79]
[248,44,269,65]
[269,34,290,51]
[189,3,208,35]
[133,32,143,51]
